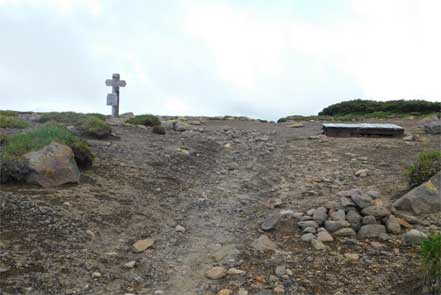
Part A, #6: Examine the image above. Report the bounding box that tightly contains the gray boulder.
[329,209,346,221]
[333,228,356,237]
[358,224,386,239]
[298,221,319,229]
[385,215,401,234]
[346,210,362,229]
[351,193,373,209]
[362,215,377,225]
[424,121,441,134]
[393,172,441,215]
[24,142,80,188]
[403,229,428,245]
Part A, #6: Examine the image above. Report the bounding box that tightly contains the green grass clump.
[86,113,107,120]
[127,114,161,127]
[0,134,8,145]
[152,125,166,135]
[1,123,94,169]
[406,151,441,188]
[78,116,112,139]
[419,233,441,294]
[38,112,106,125]
[0,110,18,117]
[0,115,29,129]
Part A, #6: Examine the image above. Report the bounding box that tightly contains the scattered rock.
[298,220,319,229]
[24,142,80,188]
[329,209,346,221]
[355,169,369,178]
[303,227,317,234]
[175,225,186,232]
[367,190,380,199]
[218,289,233,295]
[274,265,286,277]
[362,215,377,225]
[132,238,155,253]
[261,213,281,231]
[403,229,428,245]
[403,135,414,141]
[393,172,441,215]
[346,210,362,228]
[206,266,227,280]
[311,239,327,250]
[361,206,390,217]
[313,207,328,225]
[124,261,136,268]
[358,224,386,239]
[334,228,356,237]
[317,230,334,242]
[227,268,246,275]
[324,220,351,233]
[351,193,373,209]
[92,272,101,278]
[251,235,277,252]
[238,289,249,295]
[344,253,360,260]
[424,120,441,134]
[301,233,315,242]
[385,215,401,234]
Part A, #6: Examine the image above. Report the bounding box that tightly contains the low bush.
[78,116,112,139]
[0,134,8,145]
[0,110,18,117]
[0,155,30,183]
[277,118,288,123]
[0,115,29,129]
[86,113,107,120]
[406,151,441,188]
[1,123,94,172]
[38,112,106,125]
[127,114,161,127]
[419,233,441,294]
[152,125,166,135]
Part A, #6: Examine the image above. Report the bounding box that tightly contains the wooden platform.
[322,123,404,137]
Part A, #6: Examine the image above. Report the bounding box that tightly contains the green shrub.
[78,116,111,139]
[86,113,107,120]
[0,134,8,145]
[38,112,85,124]
[419,233,441,294]
[406,151,441,188]
[0,155,30,183]
[319,99,441,116]
[152,125,166,135]
[0,115,29,129]
[1,123,94,169]
[277,118,288,123]
[127,114,161,127]
[0,110,18,117]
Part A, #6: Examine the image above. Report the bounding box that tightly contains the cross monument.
[105,73,126,117]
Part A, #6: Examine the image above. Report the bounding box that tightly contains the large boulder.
[24,142,80,188]
[393,171,441,215]
[424,121,441,134]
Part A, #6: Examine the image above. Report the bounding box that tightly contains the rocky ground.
[1,117,440,295]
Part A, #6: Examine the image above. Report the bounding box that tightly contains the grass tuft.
[78,116,112,138]
[0,115,29,129]
[406,151,441,188]
[419,233,441,294]
[127,114,161,127]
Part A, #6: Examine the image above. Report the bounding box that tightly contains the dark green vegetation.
[127,114,161,127]
[78,116,112,139]
[0,115,29,129]
[0,110,18,117]
[152,125,166,135]
[0,124,94,183]
[38,112,111,139]
[319,99,440,117]
[419,233,441,294]
[406,151,441,188]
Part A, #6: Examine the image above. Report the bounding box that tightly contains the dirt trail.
[1,118,440,295]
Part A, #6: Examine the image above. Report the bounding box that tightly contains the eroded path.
[1,119,439,295]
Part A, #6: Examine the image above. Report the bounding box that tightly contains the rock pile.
[294,188,425,248]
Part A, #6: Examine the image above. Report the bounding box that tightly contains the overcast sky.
[0,0,440,120]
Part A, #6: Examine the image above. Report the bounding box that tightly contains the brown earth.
[1,118,440,295]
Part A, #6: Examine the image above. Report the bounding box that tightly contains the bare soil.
[1,118,440,295]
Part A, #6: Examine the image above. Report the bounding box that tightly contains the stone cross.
[105,73,126,117]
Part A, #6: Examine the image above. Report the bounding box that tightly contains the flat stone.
[175,225,186,232]
[344,253,360,260]
[311,239,327,250]
[132,238,155,253]
[333,228,356,237]
[340,197,356,207]
[301,233,315,242]
[306,208,316,216]
[367,190,380,199]
[251,235,277,252]
[218,289,233,295]
[303,227,317,234]
[361,206,390,217]
[227,268,246,275]
[317,230,334,242]
[358,224,386,239]
[124,261,136,268]
[355,169,369,177]
[206,266,227,280]
[298,220,319,229]
[324,220,351,233]
[351,193,373,209]
[261,213,281,231]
